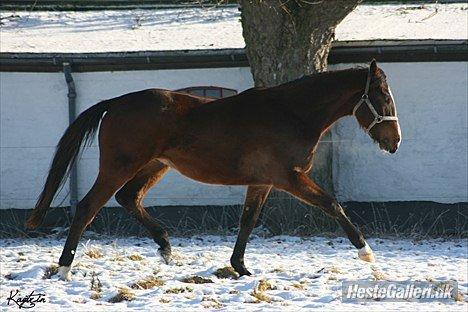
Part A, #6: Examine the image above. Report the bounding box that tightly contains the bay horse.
[26,60,401,280]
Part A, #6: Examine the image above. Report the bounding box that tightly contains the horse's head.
[353,60,401,154]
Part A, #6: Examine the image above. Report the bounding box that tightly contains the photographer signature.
[6,290,46,309]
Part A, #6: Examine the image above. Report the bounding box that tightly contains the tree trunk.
[239,1,360,212]
[239,0,361,87]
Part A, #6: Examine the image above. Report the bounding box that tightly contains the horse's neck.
[279,68,367,133]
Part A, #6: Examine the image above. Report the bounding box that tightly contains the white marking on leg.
[58,266,72,281]
[358,243,375,263]
[71,250,75,255]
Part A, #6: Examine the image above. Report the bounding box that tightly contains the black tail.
[26,100,111,229]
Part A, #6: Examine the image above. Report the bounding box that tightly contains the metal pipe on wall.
[62,62,78,217]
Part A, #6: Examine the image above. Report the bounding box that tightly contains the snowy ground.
[1,3,467,53]
[0,235,467,311]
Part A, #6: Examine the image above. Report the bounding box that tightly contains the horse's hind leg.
[276,171,374,262]
[115,160,171,262]
[57,171,134,280]
[231,185,272,276]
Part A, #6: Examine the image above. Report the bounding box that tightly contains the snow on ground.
[0,235,467,311]
[0,3,467,53]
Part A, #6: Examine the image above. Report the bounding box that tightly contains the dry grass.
[371,269,388,281]
[159,298,171,303]
[257,279,276,292]
[453,291,464,302]
[270,267,284,273]
[250,290,272,303]
[90,271,102,300]
[164,286,193,294]
[292,282,305,290]
[201,296,223,309]
[90,292,102,300]
[85,248,103,259]
[181,276,213,284]
[213,266,238,279]
[42,264,59,279]
[128,253,144,261]
[249,279,276,303]
[328,266,342,274]
[108,288,135,303]
[130,276,165,290]
[111,255,126,262]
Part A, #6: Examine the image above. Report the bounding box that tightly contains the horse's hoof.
[159,247,172,264]
[358,243,375,263]
[238,268,252,277]
[231,261,252,276]
[58,266,72,281]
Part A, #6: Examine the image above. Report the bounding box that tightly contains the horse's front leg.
[276,171,375,262]
[231,185,272,276]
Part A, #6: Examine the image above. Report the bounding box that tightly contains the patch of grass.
[164,286,193,294]
[201,296,223,309]
[229,289,240,294]
[181,276,213,284]
[250,289,272,303]
[128,253,144,261]
[90,271,102,300]
[159,298,171,303]
[85,248,103,259]
[213,266,238,279]
[270,268,284,273]
[328,266,342,274]
[108,287,135,303]
[17,251,25,256]
[257,279,276,292]
[42,264,59,279]
[111,255,126,262]
[130,276,165,290]
[90,292,102,300]
[16,257,26,262]
[292,282,305,290]
[453,291,464,302]
[371,269,388,281]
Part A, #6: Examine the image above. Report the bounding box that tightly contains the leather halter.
[353,67,398,132]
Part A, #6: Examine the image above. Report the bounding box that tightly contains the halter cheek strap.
[353,67,398,132]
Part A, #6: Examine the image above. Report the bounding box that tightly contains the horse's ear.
[370,59,378,74]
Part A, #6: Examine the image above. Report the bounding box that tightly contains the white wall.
[0,67,253,209]
[0,73,70,209]
[1,62,466,209]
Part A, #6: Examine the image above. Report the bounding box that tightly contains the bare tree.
[239,0,361,87]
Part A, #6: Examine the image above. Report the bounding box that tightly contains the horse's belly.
[157,150,265,186]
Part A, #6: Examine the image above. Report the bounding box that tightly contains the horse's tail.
[26,100,112,229]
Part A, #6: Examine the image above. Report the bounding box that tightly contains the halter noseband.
[353,67,398,132]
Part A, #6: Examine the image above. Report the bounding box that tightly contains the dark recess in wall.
[1,201,466,238]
